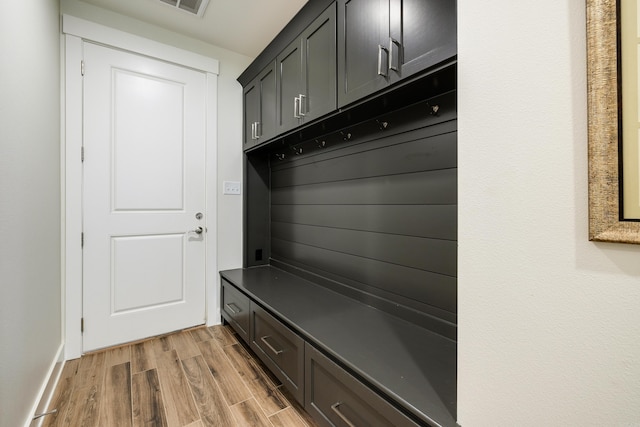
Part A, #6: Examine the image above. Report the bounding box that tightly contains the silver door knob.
[192,226,203,235]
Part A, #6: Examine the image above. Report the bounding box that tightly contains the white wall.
[0,1,62,426]
[458,1,640,425]
[59,0,251,311]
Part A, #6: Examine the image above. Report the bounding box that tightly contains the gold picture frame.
[588,0,640,243]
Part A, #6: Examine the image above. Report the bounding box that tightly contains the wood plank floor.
[41,325,319,427]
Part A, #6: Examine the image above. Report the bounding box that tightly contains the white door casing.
[63,15,220,359]
[82,42,206,351]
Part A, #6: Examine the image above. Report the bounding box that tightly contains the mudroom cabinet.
[243,61,277,150]
[276,4,337,133]
[337,0,457,107]
[228,1,458,426]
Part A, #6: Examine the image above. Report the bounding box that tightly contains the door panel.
[302,4,336,122]
[83,42,206,352]
[111,234,185,313]
[277,40,303,132]
[113,70,185,210]
[258,63,277,141]
[390,0,457,81]
[244,81,260,149]
[337,0,389,107]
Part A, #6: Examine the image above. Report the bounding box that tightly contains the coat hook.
[341,131,352,141]
[275,153,286,160]
[316,139,326,148]
[291,146,303,155]
[428,104,440,116]
[376,119,389,130]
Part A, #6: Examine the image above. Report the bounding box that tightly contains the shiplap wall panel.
[271,131,456,188]
[271,204,457,240]
[271,222,456,276]
[269,91,457,335]
[272,239,457,313]
[271,169,457,205]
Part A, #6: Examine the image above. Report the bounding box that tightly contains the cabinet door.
[389,0,457,81]
[257,62,277,141]
[300,4,337,123]
[337,0,390,108]
[243,80,260,150]
[277,40,303,133]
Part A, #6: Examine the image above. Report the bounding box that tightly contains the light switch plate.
[223,181,241,195]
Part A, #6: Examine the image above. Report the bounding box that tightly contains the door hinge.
[81,60,85,76]
[81,232,84,248]
[81,146,84,162]
[81,317,84,333]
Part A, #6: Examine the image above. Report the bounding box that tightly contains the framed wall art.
[588,0,640,243]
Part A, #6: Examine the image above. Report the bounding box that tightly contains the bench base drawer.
[221,279,251,341]
[250,304,305,404]
[305,343,420,427]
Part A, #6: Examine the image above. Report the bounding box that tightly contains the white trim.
[23,343,65,427]
[62,14,219,75]
[205,72,220,326]
[64,34,84,360]
[63,21,219,359]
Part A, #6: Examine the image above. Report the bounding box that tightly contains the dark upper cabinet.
[243,61,277,150]
[243,79,259,150]
[276,40,303,132]
[277,5,336,134]
[389,0,457,80]
[337,0,390,108]
[242,0,456,150]
[338,0,456,107]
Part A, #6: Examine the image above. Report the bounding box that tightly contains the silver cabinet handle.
[298,94,306,116]
[254,121,261,139]
[260,335,283,355]
[377,45,389,77]
[293,96,301,119]
[251,122,256,140]
[330,402,357,427]
[389,38,401,71]
[225,303,240,314]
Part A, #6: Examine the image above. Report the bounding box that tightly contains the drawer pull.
[225,303,241,314]
[260,335,284,355]
[331,402,357,427]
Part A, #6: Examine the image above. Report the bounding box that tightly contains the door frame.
[62,15,219,359]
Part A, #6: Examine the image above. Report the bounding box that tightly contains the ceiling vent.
[158,0,210,17]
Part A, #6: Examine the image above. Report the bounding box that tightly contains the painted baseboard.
[24,343,65,427]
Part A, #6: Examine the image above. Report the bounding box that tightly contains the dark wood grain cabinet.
[250,304,305,404]
[305,344,421,427]
[337,0,456,107]
[220,279,251,341]
[243,61,277,150]
[241,0,456,150]
[277,5,337,134]
[234,1,458,425]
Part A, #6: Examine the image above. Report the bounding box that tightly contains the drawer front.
[221,279,250,340]
[305,344,421,427]
[250,304,305,403]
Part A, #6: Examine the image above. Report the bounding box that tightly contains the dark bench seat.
[220,266,456,427]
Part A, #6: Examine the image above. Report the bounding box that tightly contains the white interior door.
[82,42,207,352]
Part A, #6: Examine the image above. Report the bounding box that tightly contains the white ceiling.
[79,0,308,58]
